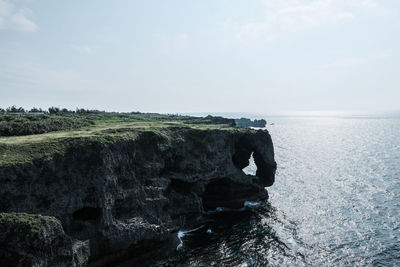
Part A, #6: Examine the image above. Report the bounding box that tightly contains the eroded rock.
[0,127,276,265]
[0,212,89,266]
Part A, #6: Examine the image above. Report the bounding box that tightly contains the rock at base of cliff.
[0,212,89,267]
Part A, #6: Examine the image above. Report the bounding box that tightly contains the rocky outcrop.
[0,212,89,266]
[0,127,276,266]
[235,118,267,128]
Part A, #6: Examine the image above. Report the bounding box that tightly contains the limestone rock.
[0,127,276,265]
[0,212,89,266]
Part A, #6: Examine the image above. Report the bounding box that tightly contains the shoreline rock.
[0,212,89,266]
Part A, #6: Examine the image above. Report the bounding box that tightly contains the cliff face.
[0,127,276,266]
[0,212,89,266]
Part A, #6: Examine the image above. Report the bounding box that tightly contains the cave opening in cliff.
[72,207,101,221]
[202,178,264,211]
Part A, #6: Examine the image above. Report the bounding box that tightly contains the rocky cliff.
[235,118,267,128]
[0,127,276,266]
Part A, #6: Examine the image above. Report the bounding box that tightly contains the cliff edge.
[0,115,276,266]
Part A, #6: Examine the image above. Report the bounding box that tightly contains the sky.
[0,0,399,113]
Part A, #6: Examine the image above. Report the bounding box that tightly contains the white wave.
[176,225,204,250]
[244,201,260,207]
[207,201,261,214]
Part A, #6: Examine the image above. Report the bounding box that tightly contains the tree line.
[0,106,104,114]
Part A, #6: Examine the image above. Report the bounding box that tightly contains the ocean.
[157,116,400,266]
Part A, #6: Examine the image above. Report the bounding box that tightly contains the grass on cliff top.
[0,111,235,137]
[0,212,59,231]
[0,111,236,141]
[0,112,249,166]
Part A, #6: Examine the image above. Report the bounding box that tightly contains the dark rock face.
[0,212,89,267]
[0,128,276,266]
[235,118,267,128]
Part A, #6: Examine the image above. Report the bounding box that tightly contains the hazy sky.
[0,0,399,113]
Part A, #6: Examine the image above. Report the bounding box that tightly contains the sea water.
[157,116,400,266]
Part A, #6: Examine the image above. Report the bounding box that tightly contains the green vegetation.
[0,138,71,165]
[0,106,235,137]
[0,212,58,231]
[0,114,95,136]
[0,107,246,166]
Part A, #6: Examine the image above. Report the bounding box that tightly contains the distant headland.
[235,117,267,128]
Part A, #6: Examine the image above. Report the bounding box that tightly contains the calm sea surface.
[158,117,400,266]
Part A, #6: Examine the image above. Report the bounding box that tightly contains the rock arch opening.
[232,136,258,176]
[232,135,276,187]
[242,152,257,176]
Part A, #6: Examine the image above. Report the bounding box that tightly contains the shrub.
[0,114,94,136]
